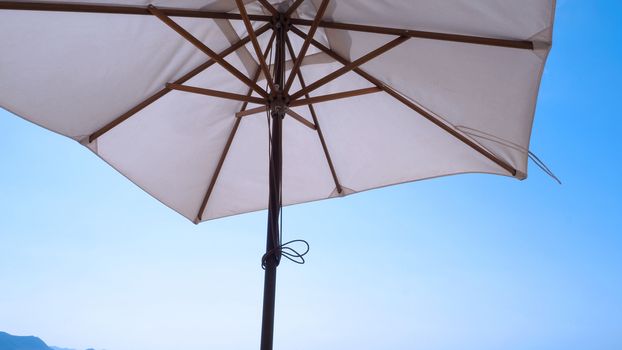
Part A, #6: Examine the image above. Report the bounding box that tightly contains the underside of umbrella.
[0,1,555,349]
[0,0,554,223]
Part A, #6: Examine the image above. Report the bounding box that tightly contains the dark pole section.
[260,14,286,350]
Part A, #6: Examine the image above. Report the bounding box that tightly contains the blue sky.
[1,1,621,350]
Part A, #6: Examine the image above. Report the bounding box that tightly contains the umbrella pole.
[261,15,286,350]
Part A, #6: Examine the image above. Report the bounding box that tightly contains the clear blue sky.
[1,2,620,350]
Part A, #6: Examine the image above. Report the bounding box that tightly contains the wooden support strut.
[196,31,276,222]
[289,87,382,107]
[236,0,276,93]
[287,18,535,50]
[148,5,269,99]
[0,1,273,21]
[285,33,343,194]
[284,0,305,17]
[234,106,319,132]
[166,83,265,104]
[283,0,330,93]
[256,0,278,15]
[88,23,272,143]
[290,25,517,176]
[284,109,317,130]
[236,106,268,118]
[289,35,409,100]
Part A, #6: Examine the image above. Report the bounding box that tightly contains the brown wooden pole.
[261,13,286,350]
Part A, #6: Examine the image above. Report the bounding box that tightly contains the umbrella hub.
[269,11,290,32]
[268,91,289,116]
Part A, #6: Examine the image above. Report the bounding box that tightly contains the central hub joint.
[269,90,288,117]
[270,12,290,32]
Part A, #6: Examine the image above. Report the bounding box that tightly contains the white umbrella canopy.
[0,0,554,223]
[0,1,555,348]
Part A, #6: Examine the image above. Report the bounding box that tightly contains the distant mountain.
[49,347,75,350]
[0,331,50,350]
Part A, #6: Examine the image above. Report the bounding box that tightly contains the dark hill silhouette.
[0,331,50,350]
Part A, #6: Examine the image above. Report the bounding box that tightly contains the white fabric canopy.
[0,0,555,223]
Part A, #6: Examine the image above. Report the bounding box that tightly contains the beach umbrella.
[0,1,555,349]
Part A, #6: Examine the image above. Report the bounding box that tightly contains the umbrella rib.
[285,32,343,194]
[290,26,518,177]
[289,87,382,107]
[256,0,278,15]
[234,108,317,130]
[236,106,268,118]
[88,23,271,143]
[148,5,269,99]
[288,18,534,50]
[284,0,305,17]
[0,1,273,22]
[196,117,242,223]
[289,35,409,100]
[167,83,266,104]
[195,31,276,222]
[0,2,533,50]
[236,0,276,93]
[283,0,330,94]
[285,109,316,130]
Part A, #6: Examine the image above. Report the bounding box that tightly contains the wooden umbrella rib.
[148,5,269,99]
[88,23,271,143]
[167,83,266,104]
[290,26,517,176]
[196,117,242,223]
[236,0,276,93]
[236,106,268,118]
[196,31,275,222]
[283,0,330,93]
[285,33,343,194]
[240,31,276,113]
[0,2,533,50]
[284,0,305,17]
[289,87,382,107]
[256,0,278,15]
[289,35,409,100]
[289,18,534,50]
[285,109,316,130]
[0,1,273,21]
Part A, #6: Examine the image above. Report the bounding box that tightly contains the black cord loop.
[262,239,309,269]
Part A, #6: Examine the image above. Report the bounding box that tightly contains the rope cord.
[262,239,310,269]
[528,150,562,184]
[456,125,562,184]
